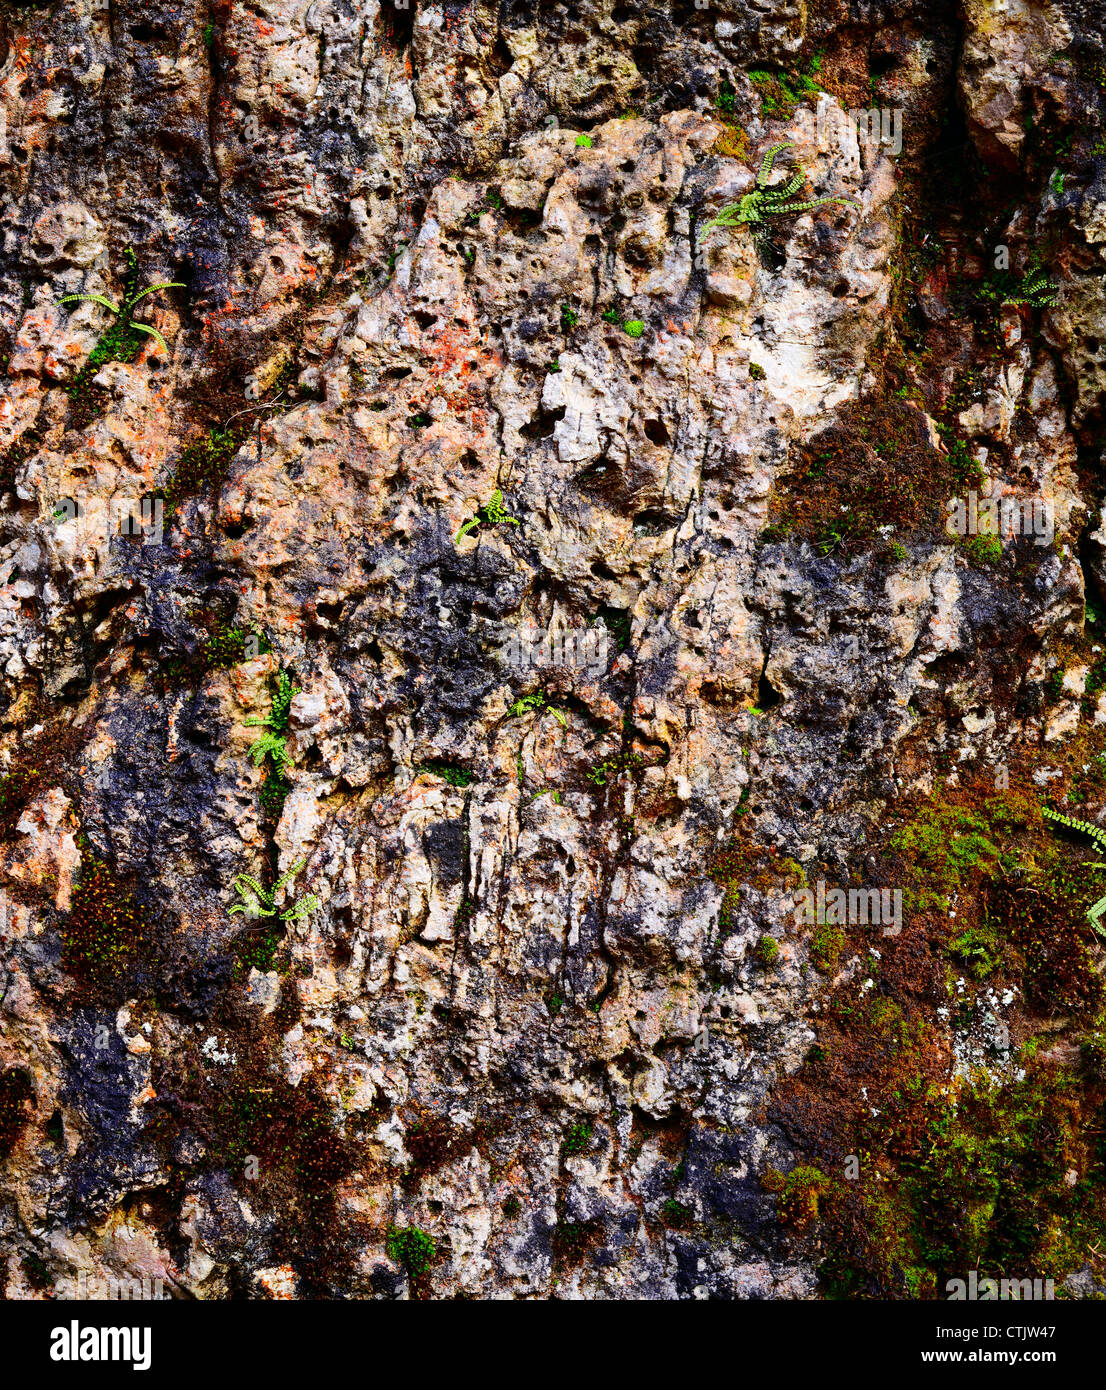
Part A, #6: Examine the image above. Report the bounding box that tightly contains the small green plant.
[508,690,567,726]
[979,265,1060,310]
[228,857,319,922]
[547,359,561,372]
[467,188,504,223]
[575,134,593,148]
[386,1225,436,1277]
[503,1195,522,1218]
[601,308,620,324]
[1042,807,1106,854]
[754,934,780,967]
[749,362,766,380]
[246,729,292,771]
[547,992,564,1015]
[810,923,845,973]
[961,534,1002,567]
[417,760,475,787]
[661,1198,694,1228]
[456,488,519,542]
[245,669,297,768]
[699,142,858,252]
[1049,169,1065,195]
[58,248,184,371]
[204,621,269,669]
[623,320,645,338]
[560,303,579,331]
[562,1121,592,1155]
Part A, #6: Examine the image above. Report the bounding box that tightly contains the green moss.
[767,393,982,557]
[386,1225,436,1276]
[810,924,845,973]
[163,426,246,513]
[749,362,766,380]
[234,922,284,975]
[623,320,645,338]
[562,1121,593,1155]
[204,620,269,669]
[417,761,475,787]
[889,804,1004,908]
[962,533,1003,567]
[661,1197,694,1229]
[0,762,43,840]
[762,1164,834,1231]
[754,934,780,967]
[503,1194,522,1218]
[747,53,823,119]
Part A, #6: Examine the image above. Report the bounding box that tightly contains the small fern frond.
[273,858,307,896]
[59,293,122,315]
[1042,805,1106,850]
[757,142,792,185]
[247,732,290,768]
[281,893,319,922]
[771,196,859,216]
[128,282,187,304]
[130,322,170,354]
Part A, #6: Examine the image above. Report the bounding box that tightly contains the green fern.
[699,142,858,251]
[1042,805,1106,851]
[979,265,1059,310]
[456,488,519,542]
[243,669,299,815]
[228,857,319,921]
[508,691,568,726]
[1043,807,1106,935]
[58,246,184,365]
[245,669,297,733]
[246,729,291,770]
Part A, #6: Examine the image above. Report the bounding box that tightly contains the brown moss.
[61,842,154,993]
[763,391,981,556]
[0,1067,33,1160]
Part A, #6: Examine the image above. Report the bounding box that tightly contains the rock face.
[1,0,1106,1302]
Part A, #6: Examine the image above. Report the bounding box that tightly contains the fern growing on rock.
[228,857,319,922]
[58,247,184,379]
[1042,805,1106,852]
[699,142,858,252]
[245,669,298,813]
[456,488,519,542]
[1042,806,1106,934]
[508,690,567,726]
[978,265,1059,309]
